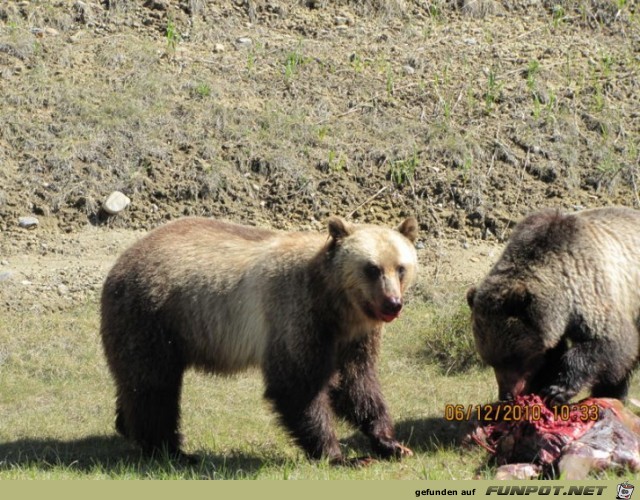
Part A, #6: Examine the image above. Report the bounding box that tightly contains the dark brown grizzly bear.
[100,216,418,463]
[467,207,640,404]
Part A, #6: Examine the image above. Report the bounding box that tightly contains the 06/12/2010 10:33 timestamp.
[443,402,599,422]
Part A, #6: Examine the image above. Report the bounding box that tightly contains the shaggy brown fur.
[100,216,418,463]
[467,207,640,404]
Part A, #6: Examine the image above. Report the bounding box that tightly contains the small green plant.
[533,95,542,119]
[166,18,179,52]
[596,153,621,178]
[442,98,452,121]
[434,64,450,87]
[526,59,540,92]
[460,154,473,182]
[350,53,365,73]
[328,150,346,172]
[484,68,502,112]
[317,125,329,141]
[389,152,418,187]
[193,82,212,99]
[246,41,264,74]
[551,4,565,28]
[600,53,614,79]
[592,82,606,112]
[545,90,557,114]
[385,64,395,96]
[427,4,443,22]
[283,46,309,81]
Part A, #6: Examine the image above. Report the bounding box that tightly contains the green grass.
[1,298,638,479]
[0,300,494,479]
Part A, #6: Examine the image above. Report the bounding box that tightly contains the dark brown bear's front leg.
[541,331,636,404]
[330,335,412,460]
[265,383,342,461]
[263,332,344,462]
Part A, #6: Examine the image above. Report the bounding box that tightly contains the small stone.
[18,216,39,229]
[103,191,131,215]
[334,16,348,25]
[235,37,253,48]
[415,241,425,250]
[57,284,69,296]
[21,280,32,286]
[0,271,13,282]
[214,43,225,53]
[403,65,415,75]
[0,260,8,266]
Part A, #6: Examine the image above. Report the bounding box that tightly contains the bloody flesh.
[471,394,598,465]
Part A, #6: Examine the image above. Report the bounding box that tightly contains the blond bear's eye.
[364,263,381,281]
[397,265,406,280]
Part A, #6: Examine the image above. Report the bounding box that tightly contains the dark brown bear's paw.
[541,384,575,406]
[372,439,413,460]
[392,442,414,458]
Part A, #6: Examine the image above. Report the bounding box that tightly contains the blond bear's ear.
[327,217,354,241]
[396,217,418,243]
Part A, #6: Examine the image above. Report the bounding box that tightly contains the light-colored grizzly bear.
[467,207,640,404]
[100,216,418,463]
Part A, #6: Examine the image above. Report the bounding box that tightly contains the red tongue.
[380,312,399,322]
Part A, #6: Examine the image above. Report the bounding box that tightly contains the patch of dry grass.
[0,298,494,479]
[1,296,637,479]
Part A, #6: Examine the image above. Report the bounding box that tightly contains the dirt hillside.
[0,0,638,311]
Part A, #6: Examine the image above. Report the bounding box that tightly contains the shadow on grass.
[0,435,285,478]
[0,418,473,476]
[396,416,471,453]
[341,416,472,456]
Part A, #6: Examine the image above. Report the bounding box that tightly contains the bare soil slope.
[0,0,638,311]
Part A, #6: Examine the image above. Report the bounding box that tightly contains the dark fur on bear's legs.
[330,335,412,459]
[268,386,342,460]
[262,326,409,463]
[592,377,630,400]
[540,321,637,404]
[264,353,343,461]
[117,382,184,455]
[527,340,568,397]
[102,312,186,456]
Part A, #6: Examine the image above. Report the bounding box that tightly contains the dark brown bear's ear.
[466,286,477,309]
[502,282,532,317]
[396,217,418,243]
[328,217,354,241]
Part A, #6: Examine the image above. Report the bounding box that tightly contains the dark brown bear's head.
[466,279,551,401]
[327,216,418,324]
[466,209,581,401]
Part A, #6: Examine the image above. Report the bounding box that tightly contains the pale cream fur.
[107,217,418,374]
